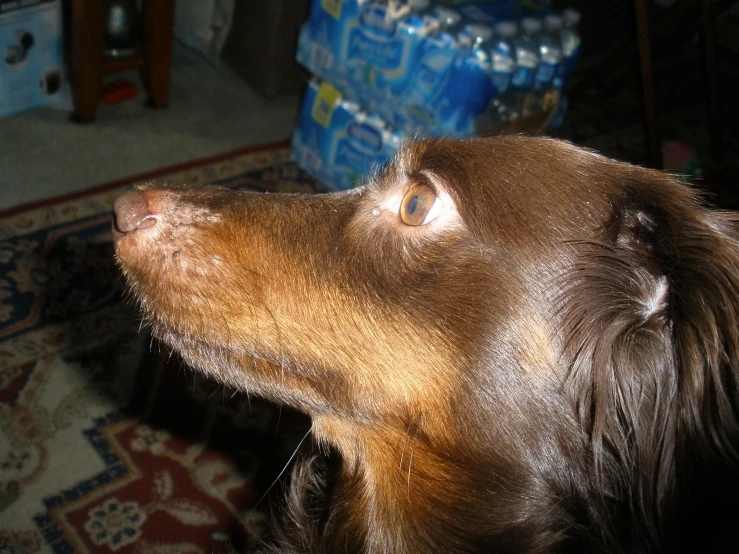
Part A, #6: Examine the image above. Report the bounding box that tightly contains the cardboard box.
[220,0,310,98]
[0,0,67,117]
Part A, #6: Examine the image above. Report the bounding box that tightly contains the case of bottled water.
[293,0,581,190]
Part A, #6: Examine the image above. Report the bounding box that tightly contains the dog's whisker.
[407,438,416,501]
[254,423,314,511]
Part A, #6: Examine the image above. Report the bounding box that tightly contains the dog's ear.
[560,178,739,513]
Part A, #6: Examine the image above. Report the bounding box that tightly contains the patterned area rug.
[0,144,321,554]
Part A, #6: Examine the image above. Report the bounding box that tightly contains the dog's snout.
[113,190,156,234]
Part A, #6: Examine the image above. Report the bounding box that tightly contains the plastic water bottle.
[386,4,433,110]
[431,5,463,34]
[421,6,461,54]
[382,125,404,154]
[409,0,430,12]
[394,0,430,19]
[549,9,581,129]
[508,17,541,120]
[397,7,461,132]
[457,23,494,54]
[526,13,563,116]
[558,9,581,86]
[455,24,494,117]
[486,20,517,122]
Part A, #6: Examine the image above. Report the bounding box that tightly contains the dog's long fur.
[113,137,739,553]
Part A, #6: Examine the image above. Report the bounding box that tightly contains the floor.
[0,42,302,212]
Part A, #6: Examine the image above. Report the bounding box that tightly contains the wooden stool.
[69,0,176,123]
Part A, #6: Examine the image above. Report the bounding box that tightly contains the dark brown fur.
[113,137,739,553]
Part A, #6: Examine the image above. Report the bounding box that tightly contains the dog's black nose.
[113,190,157,234]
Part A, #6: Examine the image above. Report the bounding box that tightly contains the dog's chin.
[151,322,343,417]
[145,318,241,377]
[154,326,207,358]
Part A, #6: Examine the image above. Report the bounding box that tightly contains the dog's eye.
[400,185,443,226]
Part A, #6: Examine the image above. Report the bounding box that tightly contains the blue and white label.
[347,121,383,152]
[359,4,396,36]
[347,27,404,70]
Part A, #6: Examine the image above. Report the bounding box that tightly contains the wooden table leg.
[141,0,176,108]
[70,0,105,123]
[634,0,663,169]
[701,0,724,164]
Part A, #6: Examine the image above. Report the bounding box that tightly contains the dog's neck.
[310,414,573,553]
[312,414,473,551]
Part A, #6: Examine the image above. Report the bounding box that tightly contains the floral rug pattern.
[0,145,319,554]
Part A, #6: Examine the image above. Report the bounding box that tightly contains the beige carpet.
[1,41,303,212]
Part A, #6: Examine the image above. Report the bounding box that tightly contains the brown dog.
[113,137,739,553]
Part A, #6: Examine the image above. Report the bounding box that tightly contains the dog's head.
[114,137,739,552]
